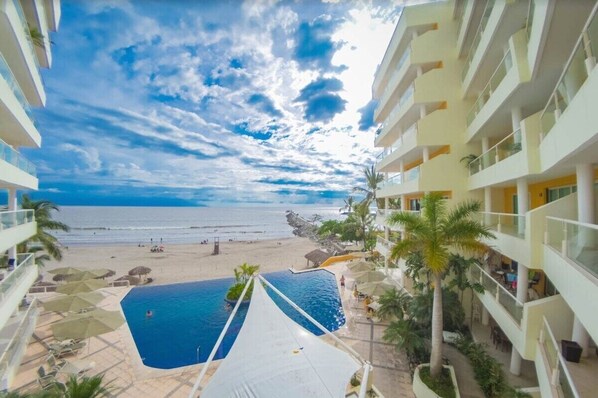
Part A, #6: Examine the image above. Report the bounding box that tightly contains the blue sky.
[26,0,408,206]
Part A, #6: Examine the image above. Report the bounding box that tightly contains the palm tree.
[19,195,70,261]
[353,165,384,208]
[388,192,494,378]
[62,374,110,398]
[344,201,374,250]
[376,288,411,321]
[340,196,355,214]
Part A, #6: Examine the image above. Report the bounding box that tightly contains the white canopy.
[201,280,360,398]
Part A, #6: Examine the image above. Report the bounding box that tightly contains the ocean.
[51,205,343,246]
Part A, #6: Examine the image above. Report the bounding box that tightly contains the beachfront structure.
[0,0,60,389]
[373,0,598,396]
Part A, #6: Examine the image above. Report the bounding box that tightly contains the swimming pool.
[120,269,345,369]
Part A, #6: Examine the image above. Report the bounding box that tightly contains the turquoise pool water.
[120,269,345,369]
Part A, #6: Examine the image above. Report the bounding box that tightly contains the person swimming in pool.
[146,310,153,317]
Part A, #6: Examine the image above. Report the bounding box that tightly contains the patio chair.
[46,354,66,371]
[50,341,86,358]
[37,366,64,391]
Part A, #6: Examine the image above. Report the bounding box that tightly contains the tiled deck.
[12,263,415,397]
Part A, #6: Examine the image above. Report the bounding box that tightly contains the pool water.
[120,270,345,369]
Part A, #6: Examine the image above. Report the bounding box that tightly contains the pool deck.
[13,262,414,397]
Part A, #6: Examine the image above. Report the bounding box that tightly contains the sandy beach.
[40,237,320,286]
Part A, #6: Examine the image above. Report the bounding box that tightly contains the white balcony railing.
[539,4,598,138]
[466,49,513,126]
[376,122,418,166]
[525,0,535,41]
[380,83,415,132]
[0,139,37,176]
[0,210,34,231]
[381,46,412,101]
[462,0,495,81]
[470,263,524,324]
[379,173,402,189]
[0,53,36,124]
[0,298,39,385]
[545,216,598,280]
[477,211,526,239]
[0,253,35,305]
[468,129,522,176]
[539,317,581,398]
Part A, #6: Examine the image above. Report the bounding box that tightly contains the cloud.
[357,99,378,131]
[247,93,283,117]
[295,77,346,122]
[294,14,345,71]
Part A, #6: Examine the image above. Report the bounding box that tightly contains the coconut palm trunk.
[430,271,444,376]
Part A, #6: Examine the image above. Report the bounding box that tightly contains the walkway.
[443,344,485,398]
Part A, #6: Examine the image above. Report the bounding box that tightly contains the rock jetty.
[285,211,346,255]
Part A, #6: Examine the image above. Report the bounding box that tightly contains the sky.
[25,0,412,207]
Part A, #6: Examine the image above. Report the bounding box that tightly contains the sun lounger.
[49,341,86,357]
[46,354,66,372]
[37,366,64,391]
[58,359,96,376]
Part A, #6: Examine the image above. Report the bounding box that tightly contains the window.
[546,185,577,203]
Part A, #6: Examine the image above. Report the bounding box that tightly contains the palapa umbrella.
[51,308,125,340]
[65,269,113,282]
[115,275,140,286]
[48,267,82,276]
[356,280,396,297]
[346,261,375,273]
[351,270,386,284]
[128,266,152,279]
[52,274,69,282]
[42,291,105,313]
[56,279,107,294]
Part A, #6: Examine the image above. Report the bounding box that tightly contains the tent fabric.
[201,281,360,398]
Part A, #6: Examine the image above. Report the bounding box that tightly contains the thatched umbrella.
[304,250,331,268]
[101,269,116,278]
[52,274,70,282]
[128,266,152,279]
[116,275,140,286]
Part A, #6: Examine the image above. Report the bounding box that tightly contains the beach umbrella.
[51,309,125,340]
[56,279,107,294]
[351,270,386,284]
[48,267,82,276]
[346,261,375,273]
[42,292,105,313]
[65,269,113,282]
[356,280,395,297]
[52,274,69,282]
[101,269,116,278]
[128,266,152,278]
[115,275,140,286]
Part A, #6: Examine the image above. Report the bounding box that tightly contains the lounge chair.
[49,341,86,358]
[58,359,96,377]
[46,354,66,371]
[37,366,64,391]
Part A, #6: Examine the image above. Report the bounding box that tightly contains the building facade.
[373,0,598,396]
[0,0,60,389]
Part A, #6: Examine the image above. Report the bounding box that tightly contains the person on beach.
[340,275,345,287]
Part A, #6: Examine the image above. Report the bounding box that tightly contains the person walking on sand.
[340,275,345,287]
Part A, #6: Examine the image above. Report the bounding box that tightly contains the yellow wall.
[502,171,598,213]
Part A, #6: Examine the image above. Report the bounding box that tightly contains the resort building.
[373,0,598,396]
[0,0,60,389]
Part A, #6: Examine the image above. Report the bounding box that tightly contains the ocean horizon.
[51,205,344,246]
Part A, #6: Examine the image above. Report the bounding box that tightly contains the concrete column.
[401,195,406,210]
[8,189,17,263]
[482,137,490,153]
[573,163,594,356]
[517,264,529,303]
[516,178,528,234]
[509,348,522,376]
[484,187,492,226]
[511,108,522,132]
[423,147,430,162]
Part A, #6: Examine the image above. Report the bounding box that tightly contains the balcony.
[376,236,394,258]
[471,264,524,325]
[478,211,529,266]
[45,0,61,32]
[0,298,38,390]
[461,0,496,82]
[0,0,46,106]
[536,317,582,398]
[0,253,38,328]
[376,122,417,171]
[0,210,36,254]
[544,217,598,345]
[22,0,52,68]
[0,138,38,190]
[538,5,598,172]
[375,83,414,147]
[0,53,41,148]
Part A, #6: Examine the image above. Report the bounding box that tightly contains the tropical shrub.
[226,263,259,301]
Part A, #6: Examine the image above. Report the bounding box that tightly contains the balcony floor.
[565,349,598,397]
[471,321,538,389]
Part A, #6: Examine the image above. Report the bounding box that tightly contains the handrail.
[12,0,41,69]
[469,128,521,175]
[473,262,524,307]
[0,138,37,176]
[381,46,412,100]
[542,317,581,398]
[546,216,598,231]
[462,0,495,80]
[0,209,35,230]
[0,53,35,122]
[0,298,39,377]
[466,49,513,126]
[0,253,36,304]
[479,210,524,218]
[525,0,534,40]
[539,2,598,131]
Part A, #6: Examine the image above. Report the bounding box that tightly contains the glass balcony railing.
[381,47,412,101]
[380,83,415,133]
[0,53,36,124]
[375,122,419,167]
[526,0,535,41]
[379,173,402,189]
[404,166,420,183]
[0,139,37,176]
[470,263,524,324]
[541,317,581,398]
[0,298,39,383]
[12,0,41,70]
[462,0,495,81]
[456,0,469,39]
[540,6,598,138]
[546,216,598,279]
[0,253,36,306]
[466,49,513,126]
[0,209,34,231]
[477,211,526,238]
[469,129,522,176]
